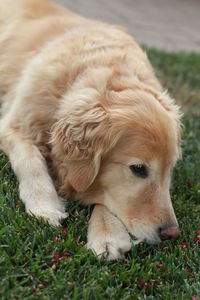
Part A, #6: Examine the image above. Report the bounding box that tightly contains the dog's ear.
[51,102,113,192]
[50,69,119,192]
[65,158,101,193]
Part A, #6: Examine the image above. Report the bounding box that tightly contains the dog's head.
[51,68,182,244]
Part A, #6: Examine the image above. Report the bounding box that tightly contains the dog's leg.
[0,126,68,225]
[87,204,131,260]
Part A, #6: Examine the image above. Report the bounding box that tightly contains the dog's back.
[0,0,87,100]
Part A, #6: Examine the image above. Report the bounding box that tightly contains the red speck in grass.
[139,278,152,289]
[54,251,60,262]
[62,252,68,257]
[192,297,197,300]
[62,227,67,234]
[181,242,189,250]
[60,252,72,259]
[50,251,72,267]
[194,236,200,246]
[147,283,152,289]
[50,260,56,267]
[15,200,19,207]
[139,278,146,287]
[156,262,161,269]
[42,281,49,287]
[186,180,192,189]
[194,228,200,246]
[54,251,59,258]
[55,236,60,243]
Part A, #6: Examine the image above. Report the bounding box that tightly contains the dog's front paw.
[20,181,68,226]
[26,206,68,226]
[87,205,132,260]
[87,230,132,260]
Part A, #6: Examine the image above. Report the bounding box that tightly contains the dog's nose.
[159,226,180,241]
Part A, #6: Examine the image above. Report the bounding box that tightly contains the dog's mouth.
[128,232,142,245]
[110,210,161,245]
[129,228,161,245]
[129,234,159,245]
[131,237,143,245]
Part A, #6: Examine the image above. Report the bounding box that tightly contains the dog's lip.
[108,210,162,245]
[129,232,143,245]
[129,231,161,245]
[131,238,143,245]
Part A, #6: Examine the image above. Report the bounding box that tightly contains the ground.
[56,0,200,52]
[0,49,200,299]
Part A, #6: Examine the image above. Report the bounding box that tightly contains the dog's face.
[96,128,179,244]
[86,90,181,244]
[51,77,181,244]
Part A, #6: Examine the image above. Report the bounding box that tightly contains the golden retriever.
[0,0,182,259]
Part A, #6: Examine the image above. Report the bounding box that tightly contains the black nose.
[159,226,180,241]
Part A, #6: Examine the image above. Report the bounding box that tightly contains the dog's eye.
[129,164,148,178]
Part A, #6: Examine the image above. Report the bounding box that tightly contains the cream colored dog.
[0,0,182,259]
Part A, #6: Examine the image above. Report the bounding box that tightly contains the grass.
[0,48,200,300]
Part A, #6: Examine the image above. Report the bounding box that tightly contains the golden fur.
[0,0,182,259]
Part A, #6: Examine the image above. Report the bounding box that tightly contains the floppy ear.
[51,101,112,192]
[65,157,101,193]
[50,68,118,192]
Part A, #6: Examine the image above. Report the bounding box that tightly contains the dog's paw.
[20,182,68,226]
[26,205,68,226]
[87,232,132,260]
[24,195,68,226]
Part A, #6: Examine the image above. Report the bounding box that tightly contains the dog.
[0,0,182,259]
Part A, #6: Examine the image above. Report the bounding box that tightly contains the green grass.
[0,49,200,300]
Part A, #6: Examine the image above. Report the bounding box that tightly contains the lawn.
[0,49,200,300]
